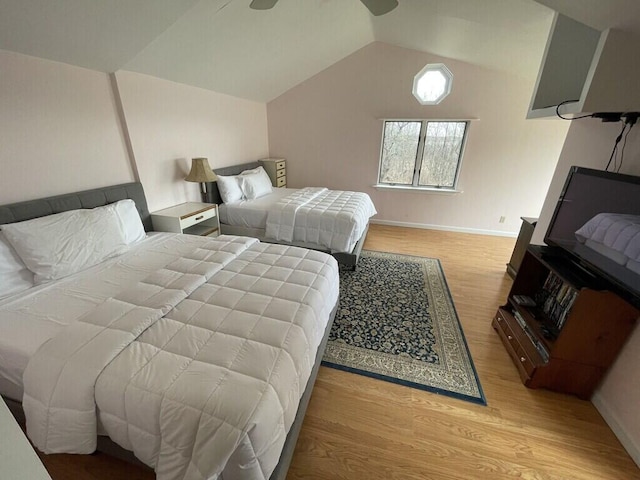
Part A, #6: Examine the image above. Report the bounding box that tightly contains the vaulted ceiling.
[0,0,637,103]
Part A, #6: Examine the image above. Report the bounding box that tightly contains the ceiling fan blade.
[360,0,398,16]
[249,0,279,10]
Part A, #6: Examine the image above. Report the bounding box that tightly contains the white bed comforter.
[575,213,640,263]
[22,235,339,480]
[265,187,376,253]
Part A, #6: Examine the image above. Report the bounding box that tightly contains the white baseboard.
[592,391,640,468]
[370,219,518,238]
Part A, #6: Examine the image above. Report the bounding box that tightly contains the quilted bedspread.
[265,187,377,253]
[575,212,640,263]
[22,235,339,480]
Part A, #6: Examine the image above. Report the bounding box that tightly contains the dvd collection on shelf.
[513,310,550,362]
[534,271,579,332]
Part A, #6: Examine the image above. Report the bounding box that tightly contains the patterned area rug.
[322,250,486,405]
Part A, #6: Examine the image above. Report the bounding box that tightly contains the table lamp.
[185,157,217,203]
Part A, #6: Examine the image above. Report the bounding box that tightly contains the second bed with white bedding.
[219,188,293,230]
[219,187,377,254]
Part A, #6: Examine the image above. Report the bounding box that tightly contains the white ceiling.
[0,0,636,103]
[535,0,640,32]
[0,0,200,72]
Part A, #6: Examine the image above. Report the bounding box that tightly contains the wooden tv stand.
[493,245,639,399]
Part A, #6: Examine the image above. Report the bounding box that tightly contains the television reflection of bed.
[209,162,377,269]
[544,166,640,302]
[573,212,640,292]
[0,182,339,480]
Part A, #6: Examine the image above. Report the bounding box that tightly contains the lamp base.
[199,182,213,203]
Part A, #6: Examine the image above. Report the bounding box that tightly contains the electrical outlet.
[499,216,506,223]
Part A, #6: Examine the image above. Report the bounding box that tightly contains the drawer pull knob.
[520,357,526,363]
[195,215,204,221]
[507,335,513,340]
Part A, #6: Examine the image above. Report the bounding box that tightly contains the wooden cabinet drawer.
[275,160,286,170]
[493,308,536,381]
[514,344,536,377]
[493,312,518,353]
[276,168,286,178]
[276,176,286,187]
[494,309,516,340]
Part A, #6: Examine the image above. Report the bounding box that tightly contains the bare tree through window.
[380,121,421,184]
[378,120,468,189]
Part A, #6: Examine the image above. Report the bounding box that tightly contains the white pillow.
[240,166,263,176]
[2,205,129,284]
[217,175,244,203]
[240,167,273,200]
[114,199,146,244]
[0,232,34,299]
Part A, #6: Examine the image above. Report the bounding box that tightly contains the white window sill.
[372,184,462,194]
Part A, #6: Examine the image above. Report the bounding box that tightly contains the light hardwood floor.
[36,224,639,479]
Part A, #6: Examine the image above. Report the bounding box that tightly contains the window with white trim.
[412,63,453,105]
[377,120,469,190]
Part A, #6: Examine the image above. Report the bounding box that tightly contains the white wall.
[267,42,570,236]
[0,49,134,204]
[113,71,269,211]
[0,52,269,212]
[531,118,640,466]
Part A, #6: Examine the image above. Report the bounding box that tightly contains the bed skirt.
[220,224,369,269]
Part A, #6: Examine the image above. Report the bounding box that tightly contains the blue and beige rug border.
[322,250,486,406]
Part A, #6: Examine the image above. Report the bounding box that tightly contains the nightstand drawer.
[276,176,286,187]
[276,168,286,178]
[151,202,219,236]
[180,205,216,230]
[275,160,286,170]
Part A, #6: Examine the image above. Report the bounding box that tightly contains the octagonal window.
[412,63,453,105]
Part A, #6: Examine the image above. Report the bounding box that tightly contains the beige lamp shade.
[185,157,217,183]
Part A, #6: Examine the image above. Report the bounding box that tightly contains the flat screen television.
[544,166,640,300]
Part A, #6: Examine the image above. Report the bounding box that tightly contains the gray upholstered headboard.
[208,161,261,204]
[0,182,152,232]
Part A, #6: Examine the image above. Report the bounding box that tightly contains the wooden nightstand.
[151,202,220,237]
[259,158,286,188]
[506,217,537,279]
